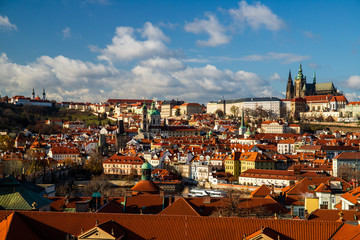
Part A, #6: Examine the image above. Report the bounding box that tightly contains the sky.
[0,0,360,104]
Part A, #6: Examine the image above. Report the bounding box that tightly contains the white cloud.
[240,52,310,64]
[345,92,360,102]
[344,75,360,90]
[229,0,285,31]
[270,72,280,81]
[0,15,17,31]
[82,0,111,6]
[96,22,171,63]
[62,27,71,40]
[0,53,119,102]
[0,51,280,103]
[303,31,321,39]
[185,14,230,47]
[308,62,319,69]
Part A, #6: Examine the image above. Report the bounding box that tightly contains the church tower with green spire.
[294,63,306,98]
[239,108,247,135]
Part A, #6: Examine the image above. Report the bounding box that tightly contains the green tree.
[215,109,224,118]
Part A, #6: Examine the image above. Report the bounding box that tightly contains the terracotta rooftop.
[251,185,272,198]
[130,180,161,194]
[159,197,200,217]
[0,211,350,240]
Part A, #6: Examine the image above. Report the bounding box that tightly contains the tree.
[81,174,111,195]
[215,109,224,118]
[84,152,104,175]
[125,168,138,183]
[337,164,360,182]
[175,108,181,117]
[230,106,239,118]
[0,135,15,152]
[210,189,249,217]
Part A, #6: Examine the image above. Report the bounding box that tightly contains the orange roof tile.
[0,211,347,240]
[159,197,200,216]
[251,185,272,198]
[131,180,161,193]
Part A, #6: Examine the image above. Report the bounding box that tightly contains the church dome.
[141,161,152,170]
[148,109,160,115]
[148,101,160,115]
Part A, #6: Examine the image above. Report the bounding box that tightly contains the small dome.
[141,161,152,170]
[148,109,160,115]
[92,191,101,198]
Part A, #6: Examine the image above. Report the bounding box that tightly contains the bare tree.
[230,106,239,118]
[338,164,360,182]
[80,174,112,196]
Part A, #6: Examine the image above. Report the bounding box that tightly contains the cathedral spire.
[32,88,35,100]
[288,69,292,80]
[241,108,245,128]
[286,69,294,99]
[42,88,46,100]
[313,70,316,84]
[297,63,303,80]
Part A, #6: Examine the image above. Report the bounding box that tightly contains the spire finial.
[297,62,304,80]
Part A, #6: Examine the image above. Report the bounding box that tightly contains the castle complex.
[286,63,338,99]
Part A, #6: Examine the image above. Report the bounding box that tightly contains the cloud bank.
[0,15,17,31]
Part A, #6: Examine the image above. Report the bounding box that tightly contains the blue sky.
[0,0,359,103]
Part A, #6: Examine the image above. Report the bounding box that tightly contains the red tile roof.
[130,180,161,194]
[251,185,272,198]
[159,197,200,216]
[0,211,347,240]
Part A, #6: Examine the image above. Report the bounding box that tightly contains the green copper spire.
[313,70,316,84]
[141,162,152,180]
[241,108,245,127]
[296,63,303,80]
[142,102,147,111]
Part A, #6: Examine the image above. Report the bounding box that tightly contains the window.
[298,208,304,217]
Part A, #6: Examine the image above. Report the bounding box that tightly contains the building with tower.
[137,101,198,139]
[11,88,52,107]
[286,63,339,99]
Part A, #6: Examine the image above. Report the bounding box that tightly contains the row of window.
[104,164,141,168]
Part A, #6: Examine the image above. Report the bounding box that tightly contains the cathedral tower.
[294,63,306,98]
[286,70,294,99]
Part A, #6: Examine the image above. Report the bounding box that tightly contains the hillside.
[0,103,109,133]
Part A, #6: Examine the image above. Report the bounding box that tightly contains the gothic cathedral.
[286,63,338,99]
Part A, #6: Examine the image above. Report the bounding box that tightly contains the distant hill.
[0,103,60,132]
[0,103,110,134]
